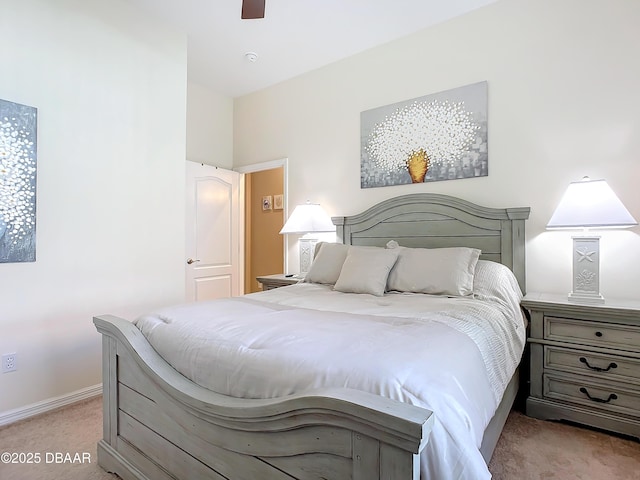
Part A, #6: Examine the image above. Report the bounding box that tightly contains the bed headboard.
[332,193,531,293]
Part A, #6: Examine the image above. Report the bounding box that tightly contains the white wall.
[187,81,234,169]
[0,0,187,413]
[234,0,640,300]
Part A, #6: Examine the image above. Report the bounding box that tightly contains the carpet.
[0,396,115,480]
[488,410,640,479]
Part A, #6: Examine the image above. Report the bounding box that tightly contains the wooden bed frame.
[94,193,530,480]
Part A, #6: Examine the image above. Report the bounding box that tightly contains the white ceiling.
[124,0,496,98]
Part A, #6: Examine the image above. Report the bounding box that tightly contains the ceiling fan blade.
[241,0,265,19]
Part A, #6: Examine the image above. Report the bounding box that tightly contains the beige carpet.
[0,396,638,479]
[0,396,115,480]
[488,410,640,480]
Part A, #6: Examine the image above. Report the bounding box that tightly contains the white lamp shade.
[280,203,335,234]
[547,178,637,229]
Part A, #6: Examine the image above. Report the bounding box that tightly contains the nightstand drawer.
[544,373,640,418]
[545,316,640,353]
[545,346,640,384]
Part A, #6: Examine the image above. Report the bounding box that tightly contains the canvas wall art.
[0,98,37,263]
[360,81,488,188]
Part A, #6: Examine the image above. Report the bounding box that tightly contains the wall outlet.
[2,353,17,373]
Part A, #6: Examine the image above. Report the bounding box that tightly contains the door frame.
[235,158,289,287]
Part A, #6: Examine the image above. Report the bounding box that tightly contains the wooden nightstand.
[256,274,301,290]
[522,293,640,439]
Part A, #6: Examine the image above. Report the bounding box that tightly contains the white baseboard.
[0,383,102,427]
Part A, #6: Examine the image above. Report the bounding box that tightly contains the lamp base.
[568,236,604,304]
[299,237,318,274]
[568,291,605,304]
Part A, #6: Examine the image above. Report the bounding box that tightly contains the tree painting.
[361,82,488,188]
[0,99,37,263]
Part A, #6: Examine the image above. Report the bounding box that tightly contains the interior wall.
[0,0,187,413]
[245,168,284,293]
[233,0,640,300]
[187,80,234,169]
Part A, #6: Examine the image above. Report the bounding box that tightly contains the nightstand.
[522,293,640,439]
[256,274,301,290]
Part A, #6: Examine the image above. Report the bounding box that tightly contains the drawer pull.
[579,387,617,404]
[579,357,618,372]
[594,331,603,337]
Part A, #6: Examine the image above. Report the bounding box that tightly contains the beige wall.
[245,168,285,293]
[187,80,234,169]
[233,0,640,300]
[0,0,187,414]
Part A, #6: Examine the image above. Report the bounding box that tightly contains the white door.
[186,161,241,301]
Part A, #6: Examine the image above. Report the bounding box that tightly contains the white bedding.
[134,272,525,480]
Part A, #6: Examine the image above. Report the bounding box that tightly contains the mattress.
[134,265,525,480]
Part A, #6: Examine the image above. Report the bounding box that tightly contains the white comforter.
[134,282,525,480]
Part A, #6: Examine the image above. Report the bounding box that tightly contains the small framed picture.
[273,194,283,210]
[262,195,272,211]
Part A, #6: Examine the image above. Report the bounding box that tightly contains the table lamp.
[547,177,637,304]
[280,202,335,275]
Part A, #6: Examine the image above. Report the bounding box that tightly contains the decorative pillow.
[386,244,481,296]
[304,242,350,284]
[334,247,400,296]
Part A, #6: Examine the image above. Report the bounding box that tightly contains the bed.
[94,192,530,480]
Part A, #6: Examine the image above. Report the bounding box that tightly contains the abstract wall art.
[0,98,37,263]
[360,81,487,188]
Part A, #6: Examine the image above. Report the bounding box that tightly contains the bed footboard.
[94,314,434,480]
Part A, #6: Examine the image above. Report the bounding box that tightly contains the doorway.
[235,158,288,294]
[244,168,284,293]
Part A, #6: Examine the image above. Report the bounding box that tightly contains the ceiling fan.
[241,0,265,19]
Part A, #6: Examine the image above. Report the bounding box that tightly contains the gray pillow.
[386,245,481,296]
[334,247,400,296]
[304,242,350,284]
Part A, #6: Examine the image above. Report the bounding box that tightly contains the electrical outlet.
[2,353,17,373]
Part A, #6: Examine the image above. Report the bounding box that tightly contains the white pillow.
[304,242,350,284]
[334,247,399,296]
[386,245,481,296]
